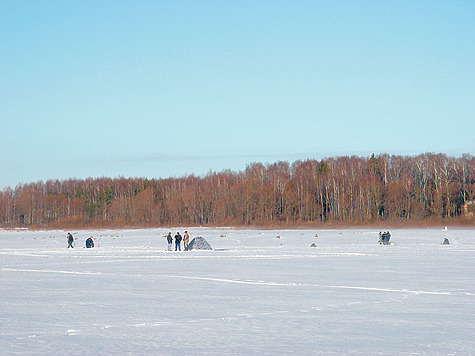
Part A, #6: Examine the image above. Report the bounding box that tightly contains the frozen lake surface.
[1,227,474,355]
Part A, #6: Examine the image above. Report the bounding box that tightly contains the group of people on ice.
[378,231,391,245]
[66,232,94,248]
[166,231,190,251]
[68,230,396,249]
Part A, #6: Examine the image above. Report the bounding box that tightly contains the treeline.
[0,153,474,228]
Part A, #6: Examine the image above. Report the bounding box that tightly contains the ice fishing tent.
[187,236,212,250]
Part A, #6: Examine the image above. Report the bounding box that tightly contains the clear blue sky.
[1,1,474,189]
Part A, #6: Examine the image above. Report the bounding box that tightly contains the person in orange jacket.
[183,231,190,251]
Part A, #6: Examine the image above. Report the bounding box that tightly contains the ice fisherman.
[174,232,182,251]
[383,231,391,245]
[166,232,173,251]
[67,232,74,248]
[183,231,190,251]
[85,237,94,248]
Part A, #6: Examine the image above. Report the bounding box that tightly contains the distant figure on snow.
[67,232,74,248]
[443,238,450,245]
[166,232,173,251]
[175,232,182,251]
[378,231,383,244]
[183,231,190,251]
[86,237,94,248]
[382,231,391,245]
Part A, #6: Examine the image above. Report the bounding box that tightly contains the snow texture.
[187,236,212,250]
[1,227,474,355]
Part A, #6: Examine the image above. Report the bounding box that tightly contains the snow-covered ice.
[1,228,474,355]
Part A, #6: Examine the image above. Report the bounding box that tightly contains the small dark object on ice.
[187,237,212,250]
[379,231,391,245]
[442,238,450,245]
[86,237,94,248]
[310,243,317,247]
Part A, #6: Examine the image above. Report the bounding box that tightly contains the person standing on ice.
[381,231,391,245]
[174,232,182,251]
[183,231,190,251]
[67,232,74,248]
[166,232,173,251]
[385,231,391,245]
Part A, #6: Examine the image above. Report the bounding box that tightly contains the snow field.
[1,228,474,355]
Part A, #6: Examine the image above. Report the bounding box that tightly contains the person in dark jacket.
[166,232,173,251]
[85,237,94,248]
[175,232,182,251]
[67,232,74,248]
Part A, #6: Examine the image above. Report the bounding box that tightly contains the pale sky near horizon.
[1,1,474,189]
